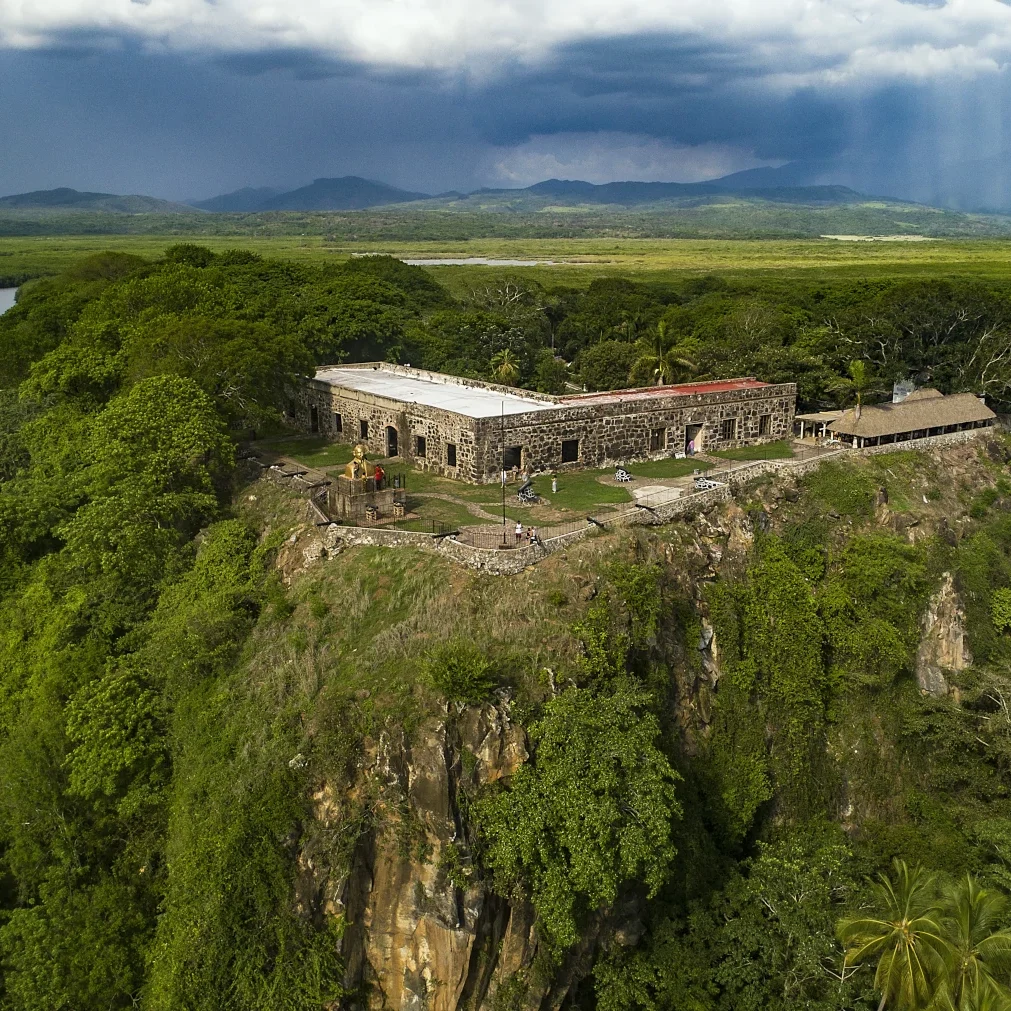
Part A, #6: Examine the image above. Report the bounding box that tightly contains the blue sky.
[3,1,1011,208]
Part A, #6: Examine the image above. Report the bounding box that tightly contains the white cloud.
[481,132,780,187]
[4,0,1011,90]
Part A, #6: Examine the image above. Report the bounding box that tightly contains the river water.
[0,288,17,314]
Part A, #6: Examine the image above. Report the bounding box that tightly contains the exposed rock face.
[300,701,562,1011]
[916,572,972,696]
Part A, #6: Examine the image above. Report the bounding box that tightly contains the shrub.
[423,639,496,703]
[992,588,1011,634]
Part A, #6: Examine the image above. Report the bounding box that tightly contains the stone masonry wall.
[473,386,795,482]
[295,379,482,479]
[297,375,796,484]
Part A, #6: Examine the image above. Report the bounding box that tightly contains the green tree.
[838,860,947,1011]
[58,374,233,590]
[489,348,521,385]
[629,322,697,386]
[934,876,1011,1011]
[577,339,638,391]
[534,350,569,394]
[830,359,882,415]
[475,684,681,950]
[991,589,1011,634]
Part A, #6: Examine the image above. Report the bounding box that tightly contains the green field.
[6,233,1011,290]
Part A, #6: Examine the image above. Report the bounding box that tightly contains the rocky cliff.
[259,435,1011,1011]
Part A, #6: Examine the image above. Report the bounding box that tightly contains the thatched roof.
[829,389,995,438]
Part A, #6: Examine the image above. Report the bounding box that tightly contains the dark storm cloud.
[461,35,851,159]
[0,20,1008,207]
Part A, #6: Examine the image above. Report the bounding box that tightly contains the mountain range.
[0,169,922,216]
[3,170,1011,240]
[189,168,868,213]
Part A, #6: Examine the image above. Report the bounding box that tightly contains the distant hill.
[4,173,1011,240]
[0,187,198,214]
[411,177,872,212]
[191,187,281,212]
[184,170,902,216]
[257,177,429,211]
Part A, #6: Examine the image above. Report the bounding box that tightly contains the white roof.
[314,366,560,419]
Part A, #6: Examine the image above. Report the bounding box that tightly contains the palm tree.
[933,876,1011,1011]
[629,322,697,387]
[613,309,646,343]
[838,860,948,1011]
[489,349,520,386]
[830,359,880,419]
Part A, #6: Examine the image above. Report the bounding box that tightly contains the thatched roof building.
[828,389,996,447]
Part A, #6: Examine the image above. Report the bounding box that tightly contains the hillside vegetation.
[3,247,1011,1010]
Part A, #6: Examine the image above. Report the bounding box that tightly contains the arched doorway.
[386,426,398,457]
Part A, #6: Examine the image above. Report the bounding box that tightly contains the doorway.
[685,424,703,455]
[386,426,399,457]
[310,406,319,434]
[502,445,522,470]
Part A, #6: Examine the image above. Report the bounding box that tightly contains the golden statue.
[343,443,375,481]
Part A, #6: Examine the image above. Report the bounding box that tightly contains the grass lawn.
[254,436,361,469]
[531,471,632,513]
[710,440,795,461]
[389,467,491,501]
[405,497,476,529]
[630,457,708,479]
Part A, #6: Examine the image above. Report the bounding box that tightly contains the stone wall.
[474,386,795,482]
[297,372,796,485]
[327,522,593,576]
[295,379,482,479]
[859,427,993,456]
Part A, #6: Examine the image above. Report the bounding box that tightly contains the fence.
[333,508,458,537]
[454,516,591,550]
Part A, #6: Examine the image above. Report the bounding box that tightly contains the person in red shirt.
[373,463,385,489]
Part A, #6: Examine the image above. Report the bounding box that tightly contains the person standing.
[515,520,523,543]
[551,475,558,494]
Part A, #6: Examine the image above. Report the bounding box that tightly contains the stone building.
[296,363,796,484]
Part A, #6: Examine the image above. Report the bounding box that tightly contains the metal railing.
[333,507,457,537]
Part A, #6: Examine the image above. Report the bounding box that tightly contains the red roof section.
[561,377,771,404]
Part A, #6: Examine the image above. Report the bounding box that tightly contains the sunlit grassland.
[6,234,1011,290]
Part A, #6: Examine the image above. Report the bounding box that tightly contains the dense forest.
[3,246,1011,1010]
